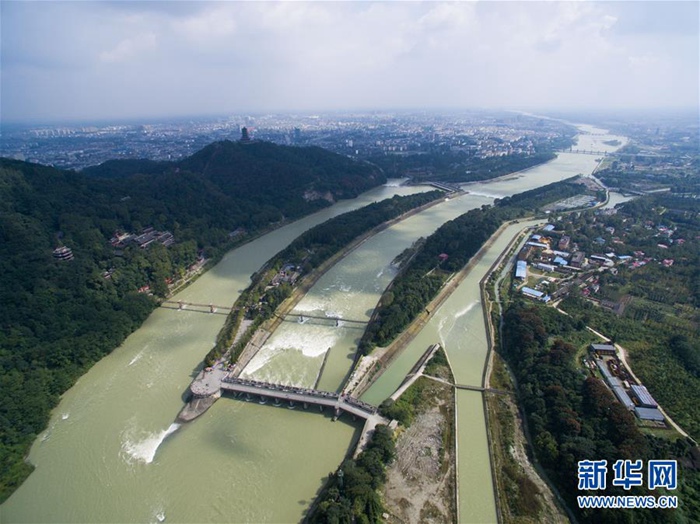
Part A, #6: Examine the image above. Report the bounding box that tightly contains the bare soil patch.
[382,379,456,524]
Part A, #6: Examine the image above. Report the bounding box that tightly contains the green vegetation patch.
[308,425,396,524]
[359,177,587,354]
[203,191,443,366]
[501,302,700,523]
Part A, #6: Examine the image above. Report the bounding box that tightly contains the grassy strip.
[358,177,587,355]
[202,191,444,366]
[487,354,547,523]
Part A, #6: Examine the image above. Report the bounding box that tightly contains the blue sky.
[2,1,698,123]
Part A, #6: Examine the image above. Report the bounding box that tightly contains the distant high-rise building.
[293,127,301,143]
[241,127,251,142]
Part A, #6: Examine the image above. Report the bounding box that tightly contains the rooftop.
[630,384,658,408]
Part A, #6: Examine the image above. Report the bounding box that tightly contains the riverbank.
[228,190,457,380]
[485,355,568,523]
[355,219,514,397]
[480,224,569,523]
[176,191,452,421]
[382,375,457,523]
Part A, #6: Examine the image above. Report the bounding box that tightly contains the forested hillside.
[496,191,700,521]
[0,141,383,502]
[359,177,586,352]
[502,304,699,522]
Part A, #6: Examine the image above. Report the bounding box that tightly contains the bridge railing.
[222,376,378,414]
[343,396,378,414]
[222,376,341,400]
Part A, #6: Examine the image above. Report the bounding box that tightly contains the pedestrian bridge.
[220,376,379,420]
[275,312,369,325]
[161,300,235,313]
[568,149,609,156]
[425,181,462,193]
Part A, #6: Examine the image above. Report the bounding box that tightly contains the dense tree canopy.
[501,304,698,523]
[359,178,585,352]
[0,141,384,503]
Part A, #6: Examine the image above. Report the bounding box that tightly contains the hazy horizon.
[2,1,698,124]
[3,105,700,129]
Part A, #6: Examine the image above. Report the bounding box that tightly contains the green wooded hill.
[83,140,384,223]
[0,141,384,502]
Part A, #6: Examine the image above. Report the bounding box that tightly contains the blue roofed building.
[634,407,664,422]
[521,287,551,303]
[630,385,658,408]
[596,359,635,410]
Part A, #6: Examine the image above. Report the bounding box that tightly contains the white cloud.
[2,1,697,122]
[628,54,660,70]
[170,6,237,45]
[99,32,157,64]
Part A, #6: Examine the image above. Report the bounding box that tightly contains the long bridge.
[277,312,370,325]
[567,149,609,156]
[161,300,236,313]
[220,376,379,420]
[425,181,463,193]
[220,376,389,457]
[453,382,512,396]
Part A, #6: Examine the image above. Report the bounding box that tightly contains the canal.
[2,126,626,523]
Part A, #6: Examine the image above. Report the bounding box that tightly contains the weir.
[220,376,381,421]
[179,370,390,457]
[220,377,390,458]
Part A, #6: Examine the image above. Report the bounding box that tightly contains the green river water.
[2,127,626,523]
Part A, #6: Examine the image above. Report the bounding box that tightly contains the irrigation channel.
[2,126,626,523]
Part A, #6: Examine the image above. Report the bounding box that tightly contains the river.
[2,125,625,523]
[1,183,425,524]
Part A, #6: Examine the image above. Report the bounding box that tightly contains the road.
[563,314,693,440]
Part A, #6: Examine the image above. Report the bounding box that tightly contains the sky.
[2,1,698,123]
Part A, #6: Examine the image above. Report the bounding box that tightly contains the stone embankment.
[175,193,454,424]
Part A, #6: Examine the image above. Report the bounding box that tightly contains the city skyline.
[2,1,698,124]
